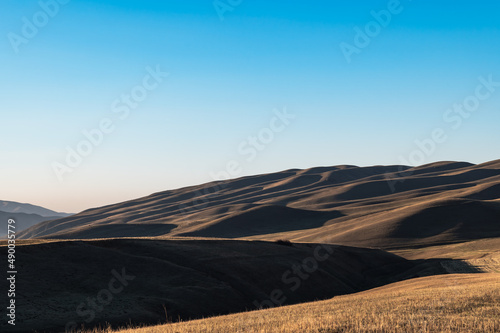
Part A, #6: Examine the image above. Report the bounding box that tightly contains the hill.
[18,160,500,250]
[0,238,453,333]
[0,211,66,238]
[111,273,500,333]
[0,200,71,217]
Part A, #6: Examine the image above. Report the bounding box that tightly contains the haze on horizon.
[2,0,500,213]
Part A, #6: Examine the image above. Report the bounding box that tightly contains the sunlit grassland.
[88,273,499,333]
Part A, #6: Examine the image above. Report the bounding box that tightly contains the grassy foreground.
[94,273,500,333]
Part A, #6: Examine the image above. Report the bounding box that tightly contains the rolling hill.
[7,160,500,332]
[18,160,500,250]
[0,238,445,333]
[112,273,500,333]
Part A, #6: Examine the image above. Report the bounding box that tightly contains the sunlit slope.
[114,273,500,333]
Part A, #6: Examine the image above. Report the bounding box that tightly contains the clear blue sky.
[1,0,499,213]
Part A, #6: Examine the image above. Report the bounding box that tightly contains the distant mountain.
[18,159,500,249]
[0,201,72,238]
[0,211,64,238]
[0,200,71,217]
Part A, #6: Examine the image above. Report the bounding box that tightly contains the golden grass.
[88,273,500,333]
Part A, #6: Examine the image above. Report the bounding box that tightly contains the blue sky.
[1,0,500,212]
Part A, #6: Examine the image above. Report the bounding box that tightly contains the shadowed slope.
[40,223,178,239]
[179,205,343,238]
[112,273,500,333]
[308,199,500,249]
[0,238,432,333]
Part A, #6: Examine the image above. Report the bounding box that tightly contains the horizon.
[2,0,500,212]
[2,157,493,215]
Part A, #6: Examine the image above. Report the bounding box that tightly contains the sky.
[1,0,500,213]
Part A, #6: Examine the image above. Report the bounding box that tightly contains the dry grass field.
[98,274,500,333]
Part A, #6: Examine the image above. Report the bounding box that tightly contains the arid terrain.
[18,160,500,249]
[111,273,500,333]
[3,160,500,332]
[1,238,442,332]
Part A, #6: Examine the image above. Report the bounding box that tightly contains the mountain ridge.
[0,200,72,217]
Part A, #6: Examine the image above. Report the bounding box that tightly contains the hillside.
[112,273,500,333]
[0,211,65,238]
[0,238,450,333]
[18,160,500,249]
[0,200,71,217]
[0,200,72,237]
[7,160,500,332]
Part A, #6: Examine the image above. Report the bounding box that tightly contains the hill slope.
[18,160,500,249]
[0,200,71,217]
[114,273,500,333]
[0,211,66,238]
[0,238,441,333]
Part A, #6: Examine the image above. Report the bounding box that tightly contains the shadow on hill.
[0,238,485,333]
[389,200,500,241]
[48,223,178,239]
[179,205,344,238]
[398,258,483,279]
[438,259,484,273]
